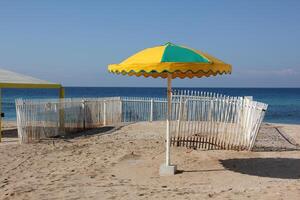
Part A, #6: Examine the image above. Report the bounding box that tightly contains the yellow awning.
[0,68,62,89]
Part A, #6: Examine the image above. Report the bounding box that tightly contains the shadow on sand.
[220,158,300,179]
[2,126,122,142]
[2,129,18,138]
[60,126,118,139]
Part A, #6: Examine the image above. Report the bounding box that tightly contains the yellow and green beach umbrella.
[108,42,231,175]
[108,42,231,79]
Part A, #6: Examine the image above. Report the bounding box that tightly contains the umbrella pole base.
[159,164,177,176]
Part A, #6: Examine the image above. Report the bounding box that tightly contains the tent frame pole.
[59,87,65,134]
[0,88,2,142]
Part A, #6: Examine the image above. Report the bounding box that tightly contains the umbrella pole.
[159,74,177,176]
[166,74,172,166]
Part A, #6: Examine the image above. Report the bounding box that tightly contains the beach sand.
[0,121,300,200]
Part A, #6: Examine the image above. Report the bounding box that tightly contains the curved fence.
[15,90,267,150]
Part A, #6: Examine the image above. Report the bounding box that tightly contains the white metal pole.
[166,74,172,166]
[150,98,153,122]
[103,100,107,126]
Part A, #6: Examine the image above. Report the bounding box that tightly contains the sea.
[2,87,300,124]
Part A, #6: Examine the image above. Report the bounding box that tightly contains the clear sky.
[0,0,299,87]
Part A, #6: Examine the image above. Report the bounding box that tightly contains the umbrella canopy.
[108,42,232,175]
[108,42,231,79]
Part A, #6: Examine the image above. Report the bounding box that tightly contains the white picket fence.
[16,97,122,143]
[170,90,268,150]
[15,97,167,143]
[121,97,167,122]
[15,90,267,150]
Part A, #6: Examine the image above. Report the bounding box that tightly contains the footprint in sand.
[118,152,143,165]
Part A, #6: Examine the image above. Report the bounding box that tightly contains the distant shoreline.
[3,86,300,89]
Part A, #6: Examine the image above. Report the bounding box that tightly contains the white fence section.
[16,97,122,143]
[15,90,267,150]
[170,90,268,150]
[121,97,167,122]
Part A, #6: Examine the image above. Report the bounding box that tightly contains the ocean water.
[2,87,300,124]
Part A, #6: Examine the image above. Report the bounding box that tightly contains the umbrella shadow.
[176,169,226,174]
[219,158,300,179]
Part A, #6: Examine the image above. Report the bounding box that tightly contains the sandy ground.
[0,121,300,200]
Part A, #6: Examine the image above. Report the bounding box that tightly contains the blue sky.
[0,0,299,87]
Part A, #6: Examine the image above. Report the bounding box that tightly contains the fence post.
[82,99,86,129]
[242,96,253,147]
[103,100,107,126]
[241,96,252,130]
[119,98,122,123]
[150,98,154,122]
[176,95,182,136]
[184,99,188,121]
[59,87,65,134]
[249,103,267,150]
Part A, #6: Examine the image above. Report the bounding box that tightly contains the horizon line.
[46,86,300,89]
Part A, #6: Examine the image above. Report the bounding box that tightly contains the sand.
[0,121,300,200]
